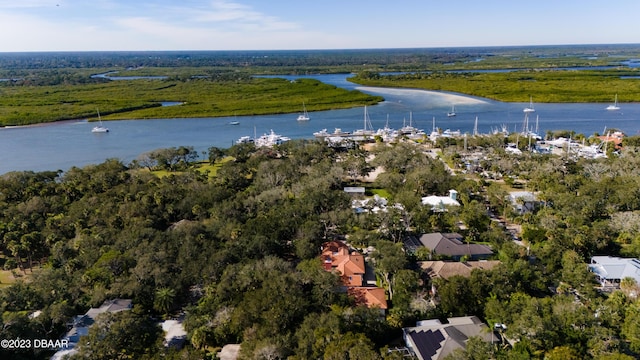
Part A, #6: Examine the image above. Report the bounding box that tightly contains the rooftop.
[419,260,501,280]
[404,316,496,360]
[589,256,640,284]
[405,233,493,259]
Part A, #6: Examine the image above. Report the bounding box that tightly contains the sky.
[1,0,640,52]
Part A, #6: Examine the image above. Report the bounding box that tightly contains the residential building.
[218,344,241,360]
[508,191,540,214]
[321,241,366,287]
[321,241,388,311]
[421,190,460,212]
[403,316,498,360]
[347,287,388,313]
[51,299,133,360]
[404,233,493,261]
[419,260,501,280]
[343,186,366,197]
[589,256,640,288]
[161,319,187,349]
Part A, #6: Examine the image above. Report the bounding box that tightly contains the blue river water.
[0,73,638,174]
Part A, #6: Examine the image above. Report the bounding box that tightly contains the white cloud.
[0,0,348,51]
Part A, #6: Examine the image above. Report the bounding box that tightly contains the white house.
[508,191,540,214]
[422,190,460,212]
[589,256,640,288]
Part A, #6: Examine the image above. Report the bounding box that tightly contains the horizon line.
[1,42,640,54]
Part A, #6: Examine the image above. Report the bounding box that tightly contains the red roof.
[321,241,366,286]
[348,287,388,310]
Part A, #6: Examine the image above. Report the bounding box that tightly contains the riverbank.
[349,69,640,103]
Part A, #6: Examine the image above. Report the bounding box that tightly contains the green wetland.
[2,44,640,125]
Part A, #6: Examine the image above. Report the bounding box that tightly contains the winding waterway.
[1,73,638,175]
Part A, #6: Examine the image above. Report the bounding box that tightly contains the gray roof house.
[404,233,493,261]
[508,191,540,214]
[51,299,133,360]
[589,256,640,288]
[403,316,498,360]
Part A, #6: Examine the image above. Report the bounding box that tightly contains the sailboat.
[523,96,535,113]
[606,94,620,111]
[447,105,457,117]
[91,109,109,133]
[297,102,310,121]
[353,106,374,136]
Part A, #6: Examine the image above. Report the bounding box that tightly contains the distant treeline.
[1,43,639,72]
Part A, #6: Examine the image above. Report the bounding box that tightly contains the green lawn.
[151,158,231,178]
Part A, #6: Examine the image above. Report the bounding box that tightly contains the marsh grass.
[0,77,382,126]
[351,69,640,103]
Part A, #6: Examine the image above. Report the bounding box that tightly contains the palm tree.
[154,287,176,316]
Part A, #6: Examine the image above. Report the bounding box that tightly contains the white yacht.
[314,128,350,138]
[398,112,424,136]
[254,129,290,147]
[376,115,398,141]
[236,135,254,144]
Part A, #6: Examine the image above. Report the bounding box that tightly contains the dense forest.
[1,135,640,359]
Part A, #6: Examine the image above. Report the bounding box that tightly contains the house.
[419,260,501,280]
[421,190,460,212]
[218,344,241,360]
[598,131,624,150]
[161,319,187,349]
[51,299,133,360]
[589,256,640,288]
[321,241,366,287]
[320,241,388,311]
[403,316,498,360]
[347,287,388,312]
[404,233,493,261]
[508,191,540,214]
[352,194,405,214]
[343,186,366,197]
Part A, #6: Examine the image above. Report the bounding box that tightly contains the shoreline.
[356,86,489,105]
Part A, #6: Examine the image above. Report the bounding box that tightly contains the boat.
[376,115,398,141]
[236,135,254,144]
[352,106,375,136]
[447,105,456,117]
[313,129,330,137]
[521,113,542,140]
[606,94,620,111]
[442,129,462,137]
[228,121,240,125]
[297,102,310,121]
[91,109,109,133]
[505,143,522,155]
[254,129,291,147]
[523,96,535,113]
[314,128,351,138]
[429,117,440,142]
[398,112,425,138]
